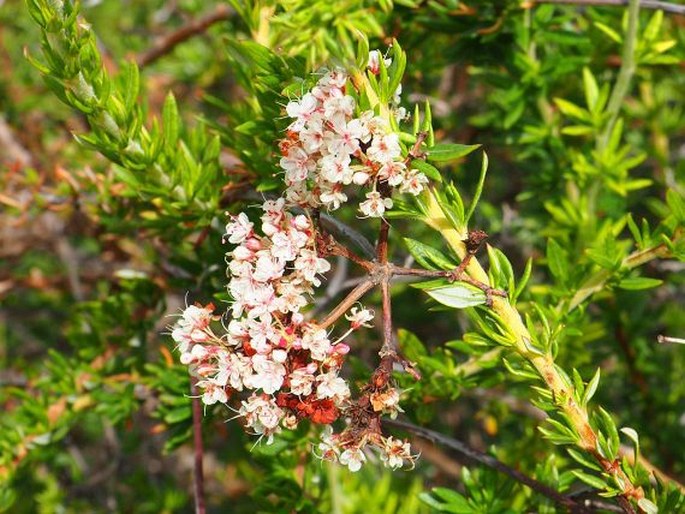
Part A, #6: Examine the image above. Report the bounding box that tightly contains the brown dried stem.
[137,5,234,68]
[190,376,206,514]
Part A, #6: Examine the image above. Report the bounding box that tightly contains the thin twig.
[318,279,376,329]
[531,0,685,15]
[379,279,394,357]
[190,376,206,514]
[385,419,597,513]
[597,0,641,151]
[137,5,234,68]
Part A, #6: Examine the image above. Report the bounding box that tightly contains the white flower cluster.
[318,430,416,473]
[280,65,427,218]
[171,51,420,470]
[171,198,374,443]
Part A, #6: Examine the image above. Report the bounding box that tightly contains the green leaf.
[618,277,663,290]
[426,143,481,163]
[571,470,608,490]
[465,152,488,223]
[410,159,442,182]
[582,368,601,406]
[162,93,180,150]
[546,239,569,281]
[424,283,487,309]
[637,498,659,514]
[397,328,428,361]
[582,67,599,111]
[404,238,456,270]
[554,98,591,121]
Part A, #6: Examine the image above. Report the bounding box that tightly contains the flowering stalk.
[171,51,428,472]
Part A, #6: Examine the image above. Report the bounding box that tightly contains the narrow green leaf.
[571,470,609,490]
[618,277,663,290]
[424,283,487,309]
[404,238,456,270]
[410,159,442,182]
[426,143,481,163]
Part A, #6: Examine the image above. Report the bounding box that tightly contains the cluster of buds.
[171,51,420,471]
[281,65,428,217]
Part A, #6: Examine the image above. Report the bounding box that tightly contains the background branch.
[137,5,234,68]
[532,0,685,15]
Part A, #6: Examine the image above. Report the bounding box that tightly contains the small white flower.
[301,327,332,361]
[367,50,392,75]
[316,371,350,402]
[367,133,401,163]
[399,170,429,196]
[380,437,413,470]
[224,213,254,245]
[359,191,393,218]
[339,447,366,472]
[345,306,374,329]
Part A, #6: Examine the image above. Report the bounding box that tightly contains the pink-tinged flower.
[377,160,407,187]
[317,426,340,461]
[231,245,254,262]
[367,133,401,163]
[301,327,332,361]
[319,69,348,89]
[300,118,325,153]
[269,231,299,261]
[319,153,353,185]
[367,50,392,75]
[252,251,286,283]
[322,95,355,129]
[179,304,214,332]
[352,170,371,185]
[224,212,254,244]
[294,249,331,286]
[289,366,317,396]
[244,354,286,394]
[380,437,414,470]
[239,394,285,442]
[359,191,393,218]
[326,119,364,156]
[319,186,347,210]
[399,170,429,196]
[286,93,319,132]
[291,214,311,232]
[339,447,366,472]
[280,146,314,184]
[274,281,308,313]
[316,371,350,402]
[180,343,209,365]
[198,379,228,405]
[345,306,374,329]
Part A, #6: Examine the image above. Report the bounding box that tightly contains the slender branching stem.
[597,0,641,151]
[318,279,376,329]
[379,279,394,357]
[190,376,206,514]
[137,5,234,68]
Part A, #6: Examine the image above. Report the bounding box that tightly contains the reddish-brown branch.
[379,279,394,357]
[317,279,376,329]
[190,376,206,514]
[137,5,234,68]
